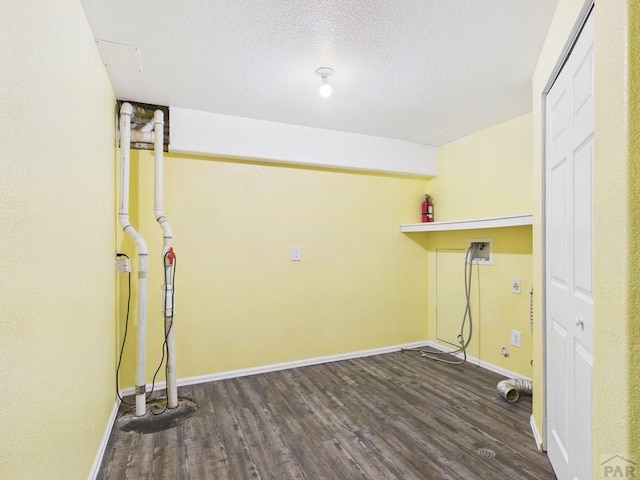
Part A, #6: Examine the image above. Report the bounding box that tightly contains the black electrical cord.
[402,244,479,365]
[115,251,178,413]
[149,250,177,415]
[115,253,135,407]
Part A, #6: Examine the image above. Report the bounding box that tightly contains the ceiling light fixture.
[315,67,334,97]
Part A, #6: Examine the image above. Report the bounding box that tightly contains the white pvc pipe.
[153,110,178,409]
[119,103,149,417]
[130,130,154,143]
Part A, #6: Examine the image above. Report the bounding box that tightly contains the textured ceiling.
[80,0,558,146]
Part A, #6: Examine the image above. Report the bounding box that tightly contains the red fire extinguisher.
[422,194,434,222]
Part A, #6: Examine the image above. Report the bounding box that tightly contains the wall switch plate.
[511,278,521,294]
[511,330,522,348]
[291,246,301,261]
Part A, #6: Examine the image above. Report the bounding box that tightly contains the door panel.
[545,10,594,480]
[572,48,594,117]
[549,160,569,286]
[573,138,593,299]
[573,341,593,480]
[548,319,570,463]
[550,90,569,142]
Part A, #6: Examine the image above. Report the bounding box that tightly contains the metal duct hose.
[497,378,533,403]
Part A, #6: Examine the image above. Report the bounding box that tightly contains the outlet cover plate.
[511,278,521,294]
[511,330,522,348]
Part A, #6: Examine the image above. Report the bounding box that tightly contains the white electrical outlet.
[511,330,522,348]
[291,246,301,261]
[511,278,521,294]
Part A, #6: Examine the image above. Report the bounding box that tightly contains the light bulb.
[315,67,334,98]
[319,78,332,97]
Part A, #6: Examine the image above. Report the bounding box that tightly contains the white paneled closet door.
[545,10,594,480]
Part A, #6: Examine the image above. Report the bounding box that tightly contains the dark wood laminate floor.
[98,351,556,479]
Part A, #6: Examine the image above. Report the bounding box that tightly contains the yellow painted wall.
[593,0,640,469]
[421,228,533,373]
[420,114,534,376]
[532,0,640,471]
[0,1,116,479]
[531,0,587,444]
[428,113,533,222]
[116,153,430,385]
[625,0,640,463]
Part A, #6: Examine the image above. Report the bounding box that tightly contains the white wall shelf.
[400,214,533,233]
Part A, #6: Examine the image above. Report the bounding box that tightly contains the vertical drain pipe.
[153,110,178,409]
[119,103,149,417]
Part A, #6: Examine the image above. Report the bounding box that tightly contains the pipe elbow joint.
[135,236,149,256]
[153,109,164,125]
[156,215,174,239]
[122,223,149,255]
[120,102,133,117]
[131,130,154,143]
[118,214,131,231]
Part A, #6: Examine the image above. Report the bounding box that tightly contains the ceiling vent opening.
[117,100,170,151]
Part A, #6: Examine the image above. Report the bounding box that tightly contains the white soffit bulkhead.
[169,107,437,177]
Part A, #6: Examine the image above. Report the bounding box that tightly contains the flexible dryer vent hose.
[497,378,533,403]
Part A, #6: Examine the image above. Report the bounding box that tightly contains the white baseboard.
[120,340,531,397]
[420,341,532,381]
[530,414,544,451]
[120,340,431,396]
[88,399,120,480]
